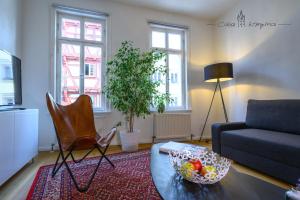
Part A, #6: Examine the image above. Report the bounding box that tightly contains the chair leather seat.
[64,136,98,151]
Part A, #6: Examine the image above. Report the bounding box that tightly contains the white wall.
[214,0,300,121]
[21,0,219,150]
[0,0,23,57]
[8,0,300,150]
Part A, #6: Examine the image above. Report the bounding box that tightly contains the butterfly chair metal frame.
[46,93,117,192]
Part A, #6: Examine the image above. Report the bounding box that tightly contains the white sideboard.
[0,109,38,186]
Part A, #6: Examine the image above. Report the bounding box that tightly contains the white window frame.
[54,8,108,112]
[149,23,188,111]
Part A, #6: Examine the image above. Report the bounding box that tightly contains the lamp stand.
[199,79,228,141]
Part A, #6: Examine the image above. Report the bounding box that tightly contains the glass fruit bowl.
[169,148,231,184]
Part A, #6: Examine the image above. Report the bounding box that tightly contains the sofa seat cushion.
[221,129,300,168]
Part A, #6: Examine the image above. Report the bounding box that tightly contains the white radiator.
[153,113,191,140]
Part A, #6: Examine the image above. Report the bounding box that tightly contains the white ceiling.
[110,0,239,20]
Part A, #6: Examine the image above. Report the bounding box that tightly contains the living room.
[0,0,299,199]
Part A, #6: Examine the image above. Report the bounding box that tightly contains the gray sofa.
[212,99,300,185]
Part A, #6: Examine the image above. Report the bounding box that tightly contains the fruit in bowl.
[202,165,217,179]
[180,162,194,179]
[189,159,202,171]
[180,159,203,180]
[169,149,231,184]
[180,159,217,179]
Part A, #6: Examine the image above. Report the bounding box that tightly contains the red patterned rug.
[26,150,161,200]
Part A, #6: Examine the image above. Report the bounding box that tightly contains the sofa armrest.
[212,122,247,154]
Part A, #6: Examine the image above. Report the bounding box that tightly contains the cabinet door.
[14,110,38,171]
[0,112,15,185]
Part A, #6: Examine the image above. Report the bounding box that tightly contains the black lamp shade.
[204,63,233,82]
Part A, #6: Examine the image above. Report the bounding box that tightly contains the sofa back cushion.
[246,99,300,135]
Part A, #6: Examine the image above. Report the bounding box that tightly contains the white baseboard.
[38,146,52,151]
[39,145,59,152]
[38,136,211,151]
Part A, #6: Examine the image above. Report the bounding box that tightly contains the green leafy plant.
[153,93,173,113]
[104,41,172,133]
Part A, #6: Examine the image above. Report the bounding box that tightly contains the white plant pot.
[119,130,139,152]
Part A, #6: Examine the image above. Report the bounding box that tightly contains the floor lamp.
[199,63,234,141]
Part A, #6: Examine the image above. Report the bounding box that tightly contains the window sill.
[93,109,192,117]
[93,110,112,118]
[150,109,192,114]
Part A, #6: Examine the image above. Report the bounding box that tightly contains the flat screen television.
[0,50,22,106]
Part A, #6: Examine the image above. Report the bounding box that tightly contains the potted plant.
[104,41,171,152]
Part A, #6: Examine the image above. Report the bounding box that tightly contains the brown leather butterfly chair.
[46,92,117,192]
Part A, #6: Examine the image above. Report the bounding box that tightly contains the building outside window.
[3,66,13,80]
[55,7,107,111]
[171,73,178,84]
[85,64,95,77]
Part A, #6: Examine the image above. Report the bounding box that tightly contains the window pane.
[168,33,181,50]
[153,57,166,94]
[84,22,102,42]
[61,44,80,105]
[168,53,182,107]
[61,18,80,39]
[84,46,102,108]
[152,31,165,48]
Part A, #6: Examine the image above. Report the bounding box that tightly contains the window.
[171,73,178,84]
[3,96,14,105]
[150,23,188,110]
[85,64,95,77]
[3,65,13,80]
[170,97,178,107]
[55,8,107,111]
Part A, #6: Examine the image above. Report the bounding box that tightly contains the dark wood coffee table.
[151,143,286,200]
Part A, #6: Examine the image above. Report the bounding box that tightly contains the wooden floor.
[0,141,291,200]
